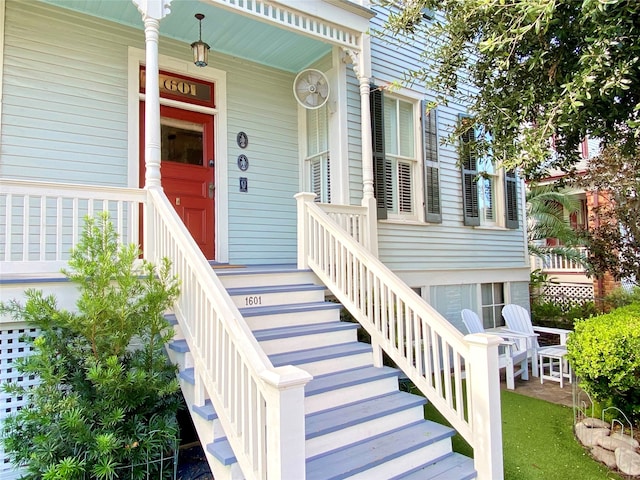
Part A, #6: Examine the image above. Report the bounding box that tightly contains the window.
[459,117,519,228]
[370,86,427,220]
[481,283,505,329]
[305,104,330,203]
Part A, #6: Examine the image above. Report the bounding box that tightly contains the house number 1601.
[245,296,262,306]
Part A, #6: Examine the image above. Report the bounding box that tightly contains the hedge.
[566,303,640,421]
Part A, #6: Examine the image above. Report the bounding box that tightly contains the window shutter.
[422,101,441,223]
[311,159,322,201]
[398,161,412,213]
[370,85,388,220]
[326,155,331,203]
[460,115,480,226]
[504,169,519,229]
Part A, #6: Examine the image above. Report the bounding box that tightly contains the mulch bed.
[177,444,214,480]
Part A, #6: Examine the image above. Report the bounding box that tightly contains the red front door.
[140,104,215,259]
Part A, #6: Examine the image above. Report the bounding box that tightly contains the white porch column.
[132,0,172,188]
[346,31,378,255]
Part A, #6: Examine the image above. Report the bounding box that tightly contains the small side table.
[538,345,572,388]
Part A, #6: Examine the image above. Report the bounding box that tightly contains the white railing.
[532,247,588,273]
[0,179,146,275]
[146,188,311,480]
[296,192,504,480]
[318,203,369,246]
[213,0,360,49]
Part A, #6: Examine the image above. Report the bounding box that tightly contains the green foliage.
[529,269,550,290]
[378,0,640,177]
[566,303,640,421]
[527,185,581,246]
[0,213,181,479]
[577,146,640,283]
[531,298,596,329]
[604,285,640,310]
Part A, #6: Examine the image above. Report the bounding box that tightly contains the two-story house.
[0,1,530,478]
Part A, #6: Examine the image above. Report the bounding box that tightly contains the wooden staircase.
[166,265,476,480]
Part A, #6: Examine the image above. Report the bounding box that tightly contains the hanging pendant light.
[191,13,210,67]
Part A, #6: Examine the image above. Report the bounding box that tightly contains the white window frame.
[383,95,421,220]
[304,104,331,203]
[480,282,507,329]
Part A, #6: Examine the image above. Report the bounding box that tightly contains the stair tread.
[305,366,399,397]
[179,368,195,385]
[392,452,476,480]
[168,339,188,353]
[306,391,426,439]
[240,301,341,317]
[193,400,217,421]
[227,283,325,295]
[206,437,236,466]
[306,421,455,480]
[269,342,371,367]
[253,321,358,341]
[215,264,304,276]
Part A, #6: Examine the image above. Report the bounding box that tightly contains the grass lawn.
[423,389,622,480]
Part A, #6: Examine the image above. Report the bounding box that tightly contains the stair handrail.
[296,192,504,480]
[145,187,312,480]
[0,179,311,480]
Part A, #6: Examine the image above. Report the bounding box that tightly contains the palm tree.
[526,184,588,267]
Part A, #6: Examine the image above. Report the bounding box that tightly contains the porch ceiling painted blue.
[39,0,332,72]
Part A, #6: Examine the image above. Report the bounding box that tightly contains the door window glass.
[161,117,204,166]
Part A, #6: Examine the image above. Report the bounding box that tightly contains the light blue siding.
[358,5,528,271]
[1,1,130,185]
[347,66,363,204]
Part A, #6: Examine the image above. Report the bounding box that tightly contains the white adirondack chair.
[501,304,572,377]
[461,309,529,390]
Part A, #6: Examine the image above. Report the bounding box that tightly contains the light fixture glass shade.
[191,40,210,67]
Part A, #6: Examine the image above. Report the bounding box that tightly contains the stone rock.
[591,446,618,470]
[575,422,610,447]
[581,417,610,429]
[610,432,640,450]
[615,447,640,476]
[598,435,637,452]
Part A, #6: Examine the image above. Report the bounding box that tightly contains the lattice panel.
[543,284,594,302]
[0,325,39,475]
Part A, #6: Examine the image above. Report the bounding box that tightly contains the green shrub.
[0,213,181,479]
[566,303,640,421]
[531,298,596,329]
[603,285,640,310]
[531,300,564,321]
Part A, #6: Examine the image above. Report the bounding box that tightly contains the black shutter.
[504,169,519,229]
[422,101,441,223]
[370,85,388,220]
[460,115,480,226]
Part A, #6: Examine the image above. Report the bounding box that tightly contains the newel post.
[464,333,504,480]
[260,366,313,480]
[295,193,316,269]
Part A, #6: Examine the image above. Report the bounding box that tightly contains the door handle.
[208,183,215,199]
